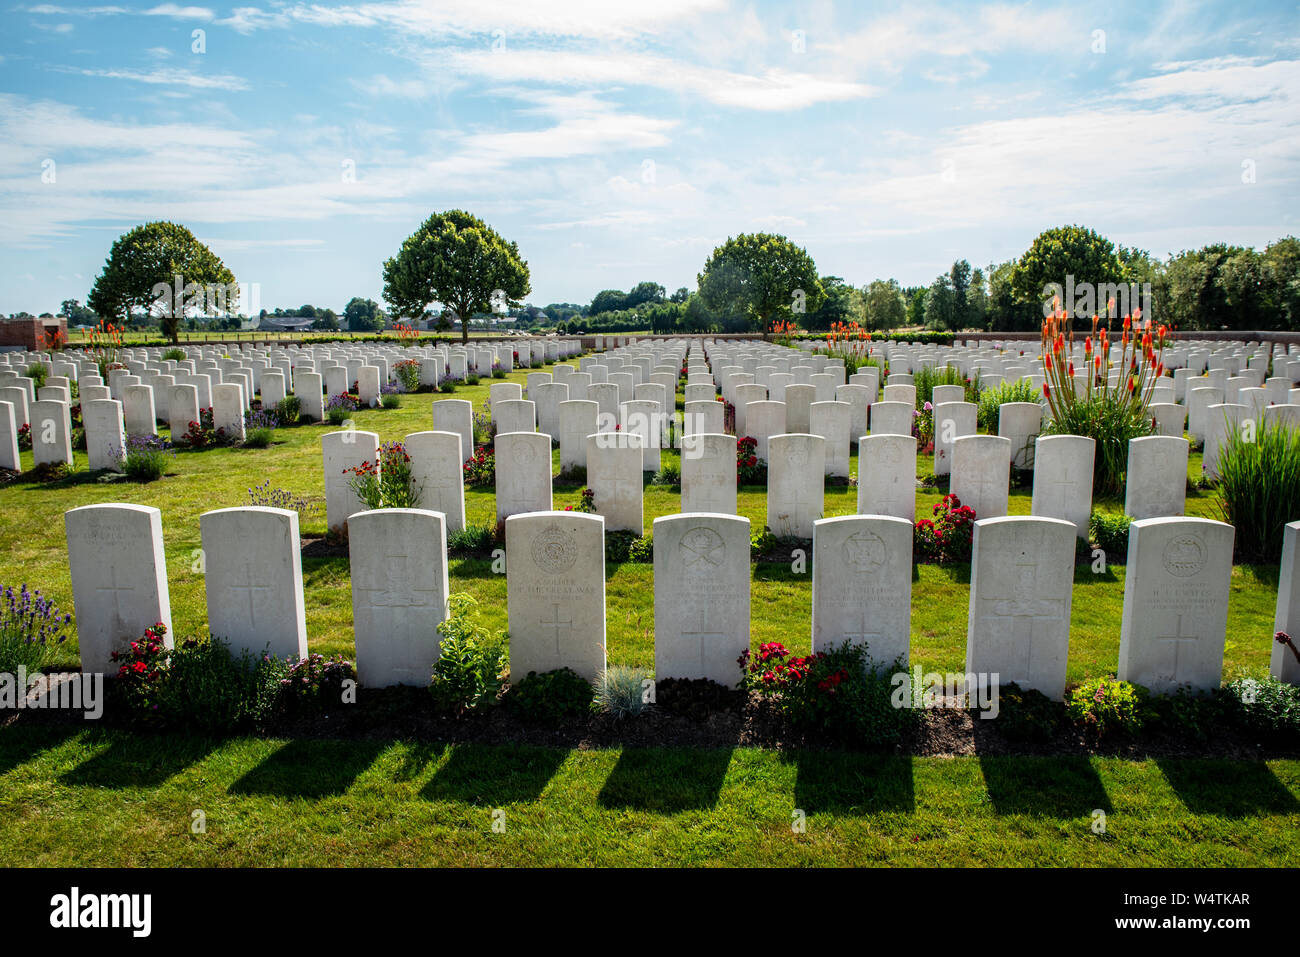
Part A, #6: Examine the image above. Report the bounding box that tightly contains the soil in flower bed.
[7,676,1300,760]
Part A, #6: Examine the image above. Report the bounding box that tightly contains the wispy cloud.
[52,66,249,91]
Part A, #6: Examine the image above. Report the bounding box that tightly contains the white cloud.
[53,66,249,91]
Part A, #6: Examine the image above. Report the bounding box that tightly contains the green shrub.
[595,666,652,718]
[1214,419,1300,562]
[976,379,1039,432]
[491,368,506,379]
[24,363,47,389]
[121,434,173,482]
[627,534,653,563]
[1089,510,1132,557]
[466,374,480,386]
[161,347,187,362]
[1066,676,1148,737]
[447,523,496,554]
[509,667,595,724]
[112,630,289,732]
[750,525,777,557]
[428,595,507,715]
[439,381,457,393]
[652,461,681,486]
[380,391,402,409]
[1148,686,1224,741]
[1222,675,1300,739]
[274,395,301,425]
[244,427,274,448]
[995,682,1062,742]
[281,652,356,715]
[912,364,964,409]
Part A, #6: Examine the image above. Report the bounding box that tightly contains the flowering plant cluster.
[109,622,171,716]
[912,400,935,453]
[0,582,72,673]
[739,640,880,735]
[393,358,421,392]
[344,440,421,509]
[87,319,124,379]
[281,652,356,713]
[121,433,175,482]
[736,436,765,484]
[247,479,316,517]
[325,392,358,425]
[180,408,232,449]
[739,642,828,691]
[15,423,30,452]
[393,322,421,346]
[914,493,976,563]
[565,488,596,513]
[463,444,495,486]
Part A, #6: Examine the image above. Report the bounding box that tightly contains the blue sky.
[1,0,1297,316]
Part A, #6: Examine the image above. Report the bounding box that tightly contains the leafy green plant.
[1221,674,1300,739]
[161,347,187,362]
[627,534,653,563]
[595,665,652,718]
[121,434,174,482]
[912,364,963,408]
[325,393,357,425]
[447,523,496,554]
[509,667,595,724]
[428,595,507,715]
[1214,418,1300,562]
[652,461,681,486]
[1042,394,1153,498]
[976,378,1040,432]
[24,363,47,390]
[750,525,777,557]
[1089,510,1132,557]
[462,445,494,486]
[281,653,355,714]
[1066,676,1148,737]
[995,682,1062,742]
[393,358,421,392]
[1148,686,1224,742]
[274,395,301,425]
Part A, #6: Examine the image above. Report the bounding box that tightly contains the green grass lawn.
[2,355,1290,868]
[0,359,1273,679]
[0,726,1296,866]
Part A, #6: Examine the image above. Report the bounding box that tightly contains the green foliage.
[161,347,186,362]
[1089,510,1132,557]
[1010,224,1123,315]
[975,378,1040,432]
[1148,686,1223,742]
[382,209,530,344]
[447,523,496,554]
[344,440,421,509]
[0,583,72,675]
[429,595,507,715]
[1214,419,1300,563]
[343,297,385,332]
[1222,675,1300,739]
[627,534,653,563]
[509,667,595,724]
[380,391,402,409]
[1043,395,1153,499]
[121,434,172,482]
[24,363,47,389]
[995,683,1062,742]
[912,364,964,408]
[595,665,652,718]
[697,232,824,335]
[87,222,237,343]
[274,395,301,425]
[652,461,680,486]
[750,525,777,556]
[1066,676,1148,737]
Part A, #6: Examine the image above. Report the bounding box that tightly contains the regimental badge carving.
[681,526,725,573]
[1162,534,1207,578]
[531,524,578,573]
[843,529,887,574]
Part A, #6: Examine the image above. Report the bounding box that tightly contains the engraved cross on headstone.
[540,603,573,654]
[1157,614,1200,682]
[231,564,272,631]
[95,565,135,624]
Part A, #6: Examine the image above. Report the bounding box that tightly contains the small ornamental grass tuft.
[595,665,653,718]
[325,393,357,425]
[0,583,72,674]
[242,409,279,448]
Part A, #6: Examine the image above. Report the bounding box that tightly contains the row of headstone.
[62,502,1294,697]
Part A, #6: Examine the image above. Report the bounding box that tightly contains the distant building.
[257,316,315,332]
[0,315,67,351]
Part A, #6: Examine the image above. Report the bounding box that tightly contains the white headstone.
[951,435,1011,520]
[1273,520,1300,685]
[1124,436,1189,520]
[65,503,174,674]
[495,431,553,522]
[405,430,466,533]
[681,432,738,515]
[812,515,912,666]
[1030,435,1095,537]
[349,508,450,687]
[767,433,825,538]
[322,429,380,533]
[431,398,474,465]
[856,434,916,522]
[200,506,309,661]
[1118,516,1234,694]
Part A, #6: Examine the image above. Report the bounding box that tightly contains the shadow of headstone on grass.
[229,739,386,799]
[792,752,915,814]
[421,743,567,806]
[1156,758,1300,817]
[597,746,734,812]
[0,724,81,778]
[978,755,1112,818]
[60,731,221,790]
